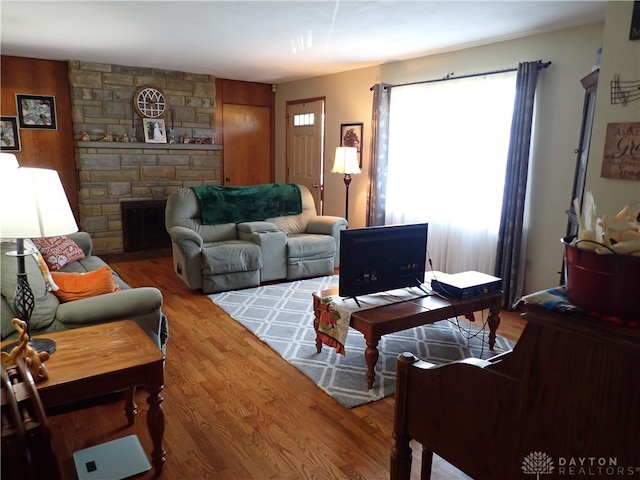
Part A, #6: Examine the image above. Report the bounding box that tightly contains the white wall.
[275,21,615,295]
[274,66,380,220]
[586,1,640,220]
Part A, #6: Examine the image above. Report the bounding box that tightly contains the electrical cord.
[424,249,492,357]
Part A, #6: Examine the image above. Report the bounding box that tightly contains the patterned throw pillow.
[30,235,85,271]
[50,265,119,303]
[24,238,59,292]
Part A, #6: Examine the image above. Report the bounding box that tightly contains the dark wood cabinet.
[561,69,599,283]
[566,69,599,238]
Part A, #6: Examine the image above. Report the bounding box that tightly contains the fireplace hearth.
[121,200,171,252]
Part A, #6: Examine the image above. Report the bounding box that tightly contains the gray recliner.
[165,184,347,294]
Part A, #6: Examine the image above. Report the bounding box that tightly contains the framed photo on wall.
[340,122,364,167]
[630,0,640,40]
[143,118,167,143]
[16,94,57,129]
[0,116,21,151]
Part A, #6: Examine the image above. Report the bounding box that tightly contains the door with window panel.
[286,99,325,213]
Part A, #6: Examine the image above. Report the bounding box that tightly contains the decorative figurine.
[0,319,49,382]
[120,133,129,143]
[81,131,90,141]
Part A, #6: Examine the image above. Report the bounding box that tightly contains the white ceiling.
[1,1,607,84]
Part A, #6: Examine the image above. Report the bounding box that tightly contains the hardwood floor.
[47,256,527,479]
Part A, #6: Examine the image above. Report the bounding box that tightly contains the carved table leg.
[313,295,323,353]
[146,375,165,476]
[365,335,381,389]
[313,312,323,353]
[487,303,501,350]
[124,386,137,426]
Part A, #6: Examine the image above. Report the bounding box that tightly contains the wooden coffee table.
[5,321,166,476]
[312,288,502,389]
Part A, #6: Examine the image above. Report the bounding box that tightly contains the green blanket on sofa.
[192,183,302,225]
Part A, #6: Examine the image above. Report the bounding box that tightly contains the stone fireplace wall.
[68,61,221,254]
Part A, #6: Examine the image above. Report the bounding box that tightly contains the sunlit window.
[386,71,517,273]
[293,113,315,126]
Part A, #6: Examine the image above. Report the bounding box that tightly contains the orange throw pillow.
[51,265,119,303]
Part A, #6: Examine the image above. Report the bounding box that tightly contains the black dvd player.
[431,271,502,299]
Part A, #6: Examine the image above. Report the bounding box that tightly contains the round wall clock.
[133,85,168,118]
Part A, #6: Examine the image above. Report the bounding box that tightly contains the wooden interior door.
[216,79,274,186]
[222,104,271,185]
[286,99,325,213]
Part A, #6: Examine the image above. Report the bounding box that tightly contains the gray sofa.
[165,183,347,294]
[1,232,169,352]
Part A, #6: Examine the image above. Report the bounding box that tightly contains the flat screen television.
[338,223,429,299]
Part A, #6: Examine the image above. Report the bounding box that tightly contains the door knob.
[312,183,319,189]
[225,177,231,182]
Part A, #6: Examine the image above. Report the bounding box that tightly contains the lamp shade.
[0,167,78,239]
[331,147,361,175]
[0,153,20,170]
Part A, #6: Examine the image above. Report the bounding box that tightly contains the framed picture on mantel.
[143,118,167,144]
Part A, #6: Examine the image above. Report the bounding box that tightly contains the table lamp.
[0,167,78,354]
[331,147,361,222]
[0,152,20,170]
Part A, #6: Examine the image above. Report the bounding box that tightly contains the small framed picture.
[16,94,57,129]
[143,118,167,143]
[0,116,21,151]
[630,0,640,40]
[340,122,364,167]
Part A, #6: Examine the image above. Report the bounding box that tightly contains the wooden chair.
[390,305,640,479]
[1,357,60,480]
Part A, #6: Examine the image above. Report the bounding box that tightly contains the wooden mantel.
[78,142,222,151]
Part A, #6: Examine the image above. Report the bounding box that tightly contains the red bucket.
[562,236,640,319]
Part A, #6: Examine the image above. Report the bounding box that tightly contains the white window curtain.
[385,71,517,274]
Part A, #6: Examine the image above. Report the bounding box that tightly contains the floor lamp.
[331,147,361,222]
[1,167,78,354]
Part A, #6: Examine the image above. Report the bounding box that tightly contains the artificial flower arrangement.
[569,192,640,255]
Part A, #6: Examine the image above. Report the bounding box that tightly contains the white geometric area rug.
[208,275,514,409]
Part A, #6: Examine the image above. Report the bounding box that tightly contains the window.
[293,113,314,126]
[386,71,517,273]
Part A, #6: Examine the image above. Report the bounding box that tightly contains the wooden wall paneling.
[217,78,275,185]
[222,104,272,185]
[215,78,225,151]
[219,79,273,106]
[0,56,78,221]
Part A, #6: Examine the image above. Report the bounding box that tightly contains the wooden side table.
[6,321,166,476]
